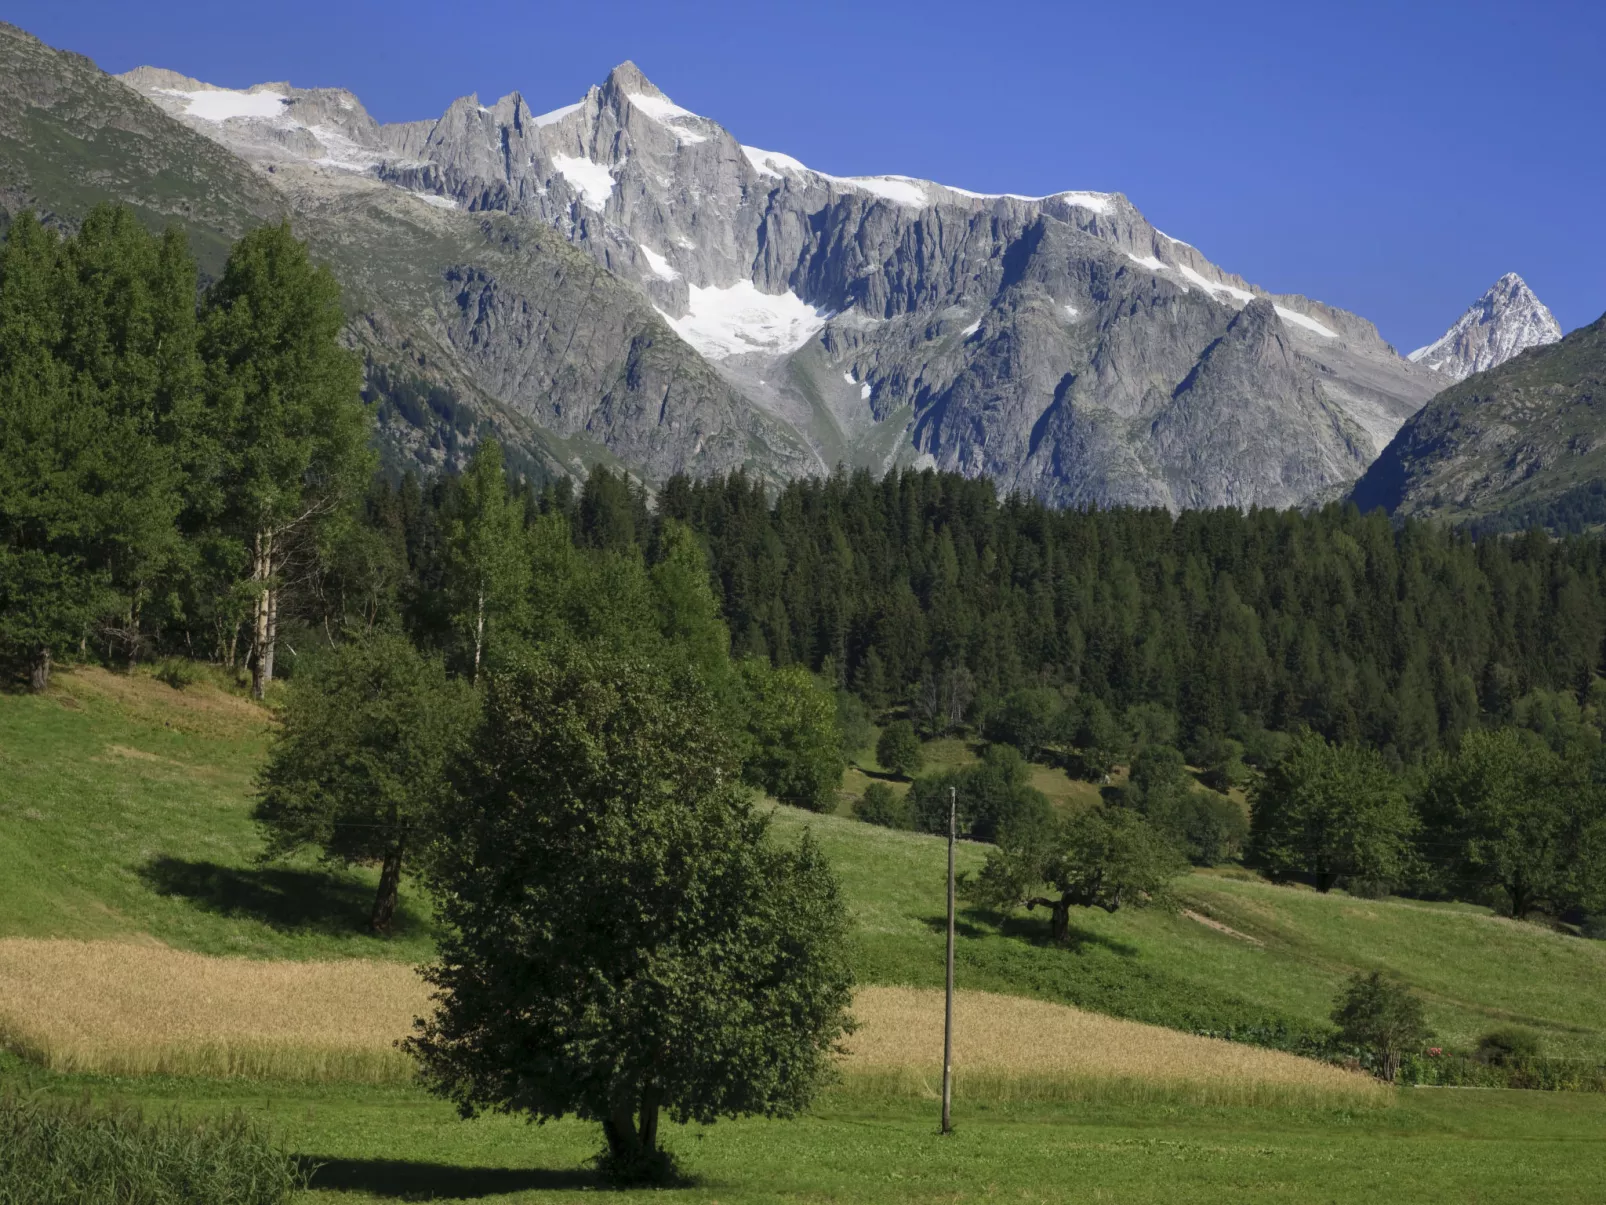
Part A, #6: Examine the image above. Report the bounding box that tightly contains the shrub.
[854,782,910,829]
[153,658,198,690]
[1330,971,1430,1083]
[875,720,923,779]
[0,1093,306,1205]
[1476,1026,1544,1066]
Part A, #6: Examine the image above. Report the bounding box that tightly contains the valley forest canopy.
[5,207,1606,771]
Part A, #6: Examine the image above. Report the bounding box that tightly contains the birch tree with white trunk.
[196,222,368,698]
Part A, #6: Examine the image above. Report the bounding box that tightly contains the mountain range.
[0,23,1585,513]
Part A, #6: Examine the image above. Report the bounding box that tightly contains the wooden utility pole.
[941,783,956,1134]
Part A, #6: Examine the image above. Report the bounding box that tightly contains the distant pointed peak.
[605,61,664,98]
[1409,271,1562,380]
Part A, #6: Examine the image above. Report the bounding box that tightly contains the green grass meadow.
[4,666,1606,1202]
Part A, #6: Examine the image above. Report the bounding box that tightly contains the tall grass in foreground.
[0,1092,306,1205]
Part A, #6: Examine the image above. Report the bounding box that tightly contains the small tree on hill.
[983,687,1064,763]
[407,645,854,1183]
[1331,971,1430,1083]
[736,659,844,811]
[854,781,910,829]
[442,440,530,684]
[876,719,923,778]
[967,806,1188,943]
[253,632,476,933]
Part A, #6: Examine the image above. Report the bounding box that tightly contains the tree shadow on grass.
[137,856,429,939]
[854,766,907,784]
[920,908,1140,957]
[302,1157,599,1198]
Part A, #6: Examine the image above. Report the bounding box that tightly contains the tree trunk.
[601,1085,661,1171]
[250,529,275,700]
[1050,898,1070,945]
[1315,869,1337,893]
[604,1103,642,1164]
[1508,879,1531,920]
[29,647,50,693]
[472,589,485,685]
[369,842,405,936]
[264,583,278,681]
[1380,1048,1400,1083]
[638,1083,660,1155]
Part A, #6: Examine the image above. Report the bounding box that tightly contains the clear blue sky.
[9,0,1603,351]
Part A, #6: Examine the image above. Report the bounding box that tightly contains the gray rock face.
[1408,272,1563,383]
[1353,311,1606,528]
[115,56,1445,506]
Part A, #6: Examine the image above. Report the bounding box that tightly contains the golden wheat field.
[0,939,1380,1104]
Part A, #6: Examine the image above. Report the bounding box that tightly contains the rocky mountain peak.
[106,46,1443,511]
[1408,272,1562,382]
[603,60,665,99]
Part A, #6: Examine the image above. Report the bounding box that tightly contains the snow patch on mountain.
[1409,273,1562,382]
[550,154,615,209]
[742,146,809,178]
[626,92,709,143]
[157,86,287,122]
[1054,191,1114,215]
[1179,264,1253,304]
[532,101,581,127]
[639,245,678,280]
[660,282,831,359]
[1274,307,1337,339]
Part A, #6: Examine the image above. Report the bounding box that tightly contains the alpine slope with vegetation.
[2,207,1606,1202]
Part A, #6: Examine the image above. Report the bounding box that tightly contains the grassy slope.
[4,666,1605,1058]
[4,1057,1602,1205]
[0,667,432,962]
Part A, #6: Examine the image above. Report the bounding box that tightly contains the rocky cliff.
[9,28,1449,505]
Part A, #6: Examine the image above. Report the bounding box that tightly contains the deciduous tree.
[1331,971,1430,1083]
[196,222,368,698]
[254,631,475,933]
[966,805,1187,943]
[408,645,854,1182]
[875,719,923,779]
[1249,730,1414,892]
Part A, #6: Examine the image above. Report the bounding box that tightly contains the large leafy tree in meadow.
[408,644,854,1182]
[1248,730,1415,892]
[196,221,369,698]
[254,630,476,934]
[1417,728,1601,918]
[0,212,88,689]
[966,804,1187,943]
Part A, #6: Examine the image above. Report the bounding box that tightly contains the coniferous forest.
[5,208,1606,930]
